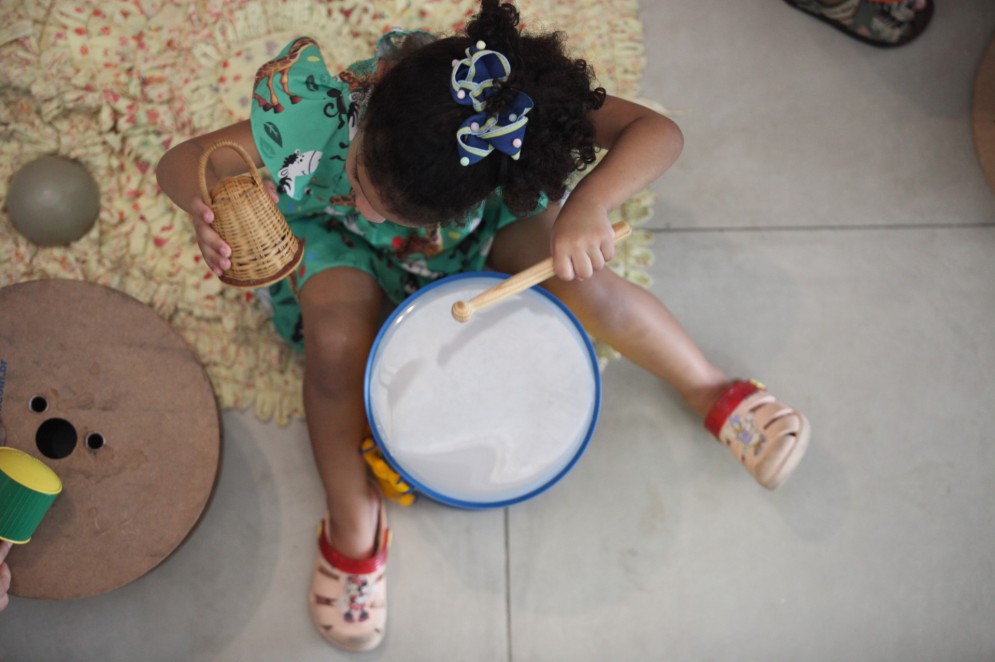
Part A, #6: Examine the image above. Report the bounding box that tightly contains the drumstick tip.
[451,300,472,323]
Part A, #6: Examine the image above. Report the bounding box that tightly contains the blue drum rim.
[364,272,602,510]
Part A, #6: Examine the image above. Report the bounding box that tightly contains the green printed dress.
[250,31,541,351]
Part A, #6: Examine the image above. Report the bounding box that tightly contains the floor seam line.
[505,507,513,662]
[646,222,995,234]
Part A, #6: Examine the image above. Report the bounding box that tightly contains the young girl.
[157,0,809,651]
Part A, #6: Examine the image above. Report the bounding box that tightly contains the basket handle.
[197,139,264,206]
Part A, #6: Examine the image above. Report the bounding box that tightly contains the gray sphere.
[6,155,101,246]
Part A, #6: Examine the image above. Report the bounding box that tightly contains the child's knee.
[553,268,622,308]
[304,321,375,393]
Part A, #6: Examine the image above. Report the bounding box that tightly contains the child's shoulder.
[375,29,436,60]
[250,37,358,203]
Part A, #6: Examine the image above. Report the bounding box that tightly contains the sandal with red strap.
[308,487,390,652]
[784,0,934,48]
[704,380,811,490]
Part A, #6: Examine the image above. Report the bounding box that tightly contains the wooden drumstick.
[451,221,632,322]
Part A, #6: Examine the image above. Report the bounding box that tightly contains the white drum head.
[365,273,600,508]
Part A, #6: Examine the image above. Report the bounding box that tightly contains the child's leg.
[489,206,810,489]
[488,206,731,417]
[298,267,384,558]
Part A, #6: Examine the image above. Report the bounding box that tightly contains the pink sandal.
[705,380,811,490]
[308,490,390,652]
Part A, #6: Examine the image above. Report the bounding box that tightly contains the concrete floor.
[3,1,995,660]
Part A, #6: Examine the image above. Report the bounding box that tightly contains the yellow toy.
[360,437,416,506]
[0,447,62,545]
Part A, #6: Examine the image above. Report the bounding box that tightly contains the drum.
[365,273,600,509]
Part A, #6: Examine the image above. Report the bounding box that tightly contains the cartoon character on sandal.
[704,380,811,490]
[785,0,934,48]
[308,488,390,652]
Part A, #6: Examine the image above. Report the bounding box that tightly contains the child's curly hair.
[361,0,606,226]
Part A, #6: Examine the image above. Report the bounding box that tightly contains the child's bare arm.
[550,96,683,281]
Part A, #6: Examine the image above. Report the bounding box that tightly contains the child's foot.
[705,380,810,490]
[784,0,934,48]
[308,488,390,652]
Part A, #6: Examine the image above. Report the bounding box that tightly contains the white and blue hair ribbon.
[450,41,534,166]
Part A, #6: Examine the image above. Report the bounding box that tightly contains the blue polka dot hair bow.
[450,41,534,166]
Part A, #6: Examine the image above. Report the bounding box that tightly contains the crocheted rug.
[0,0,657,425]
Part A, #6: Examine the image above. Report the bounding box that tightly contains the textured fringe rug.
[0,0,658,425]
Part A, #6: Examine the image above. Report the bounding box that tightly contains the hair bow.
[450,41,534,166]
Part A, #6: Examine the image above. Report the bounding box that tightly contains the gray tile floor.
[3,1,995,660]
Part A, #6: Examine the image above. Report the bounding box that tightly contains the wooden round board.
[0,279,220,599]
[973,33,995,195]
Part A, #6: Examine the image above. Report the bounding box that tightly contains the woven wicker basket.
[198,140,303,288]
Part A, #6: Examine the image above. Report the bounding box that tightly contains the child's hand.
[190,181,280,277]
[550,200,616,281]
[189,195,230,277]
[1,540,12,612]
